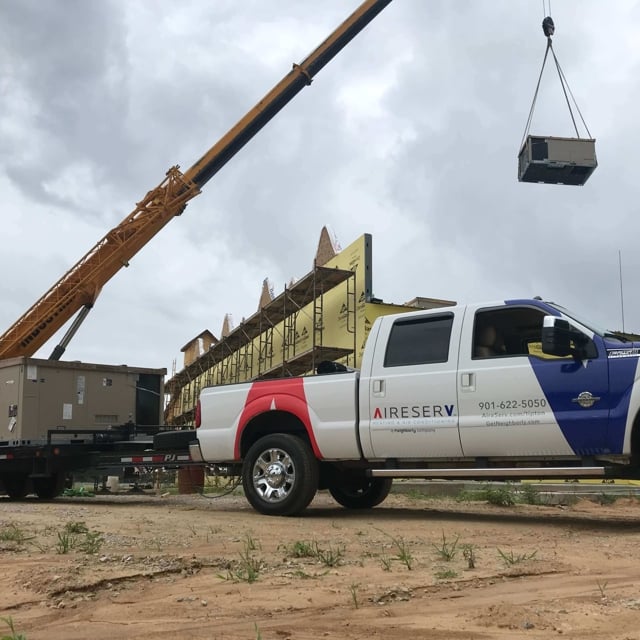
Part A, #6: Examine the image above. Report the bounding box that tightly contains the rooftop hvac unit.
[518,135,597,186]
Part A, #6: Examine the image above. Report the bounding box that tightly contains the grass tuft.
[349,582,361,609]
[0,616,26,640]
[0,524,33,546]
[432,531,459,562]
[285,539,345,567]
[497,547,538,565]
[219,537,262,583]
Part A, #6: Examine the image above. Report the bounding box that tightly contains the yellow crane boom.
[0,0,393,360]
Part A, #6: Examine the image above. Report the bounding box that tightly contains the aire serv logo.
[372,404,456,426]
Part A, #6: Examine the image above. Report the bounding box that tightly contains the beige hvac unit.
[518,135,597,186]
[0,357,165,446]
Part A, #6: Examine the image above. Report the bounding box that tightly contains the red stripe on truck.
[234,377,320,458]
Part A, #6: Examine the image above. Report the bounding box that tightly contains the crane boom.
[0,0,393,361]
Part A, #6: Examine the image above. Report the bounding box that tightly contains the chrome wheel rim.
[252,447,295,503]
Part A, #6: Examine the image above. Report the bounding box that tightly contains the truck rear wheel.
[329,477,392,509]
[242,434,318,516]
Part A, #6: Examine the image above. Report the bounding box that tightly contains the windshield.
[546,302,608,336]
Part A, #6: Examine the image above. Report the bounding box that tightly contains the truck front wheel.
[329,476,392,509]
[242,434,318,516]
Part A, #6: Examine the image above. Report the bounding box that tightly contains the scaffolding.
[165,264,356,426]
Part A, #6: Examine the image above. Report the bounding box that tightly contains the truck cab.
[359,299,638,462]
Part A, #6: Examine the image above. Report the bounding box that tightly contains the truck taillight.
[195,400,201,428]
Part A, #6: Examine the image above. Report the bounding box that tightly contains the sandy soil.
[1,486,640,640]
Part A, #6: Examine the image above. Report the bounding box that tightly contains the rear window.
[384,314,453,367]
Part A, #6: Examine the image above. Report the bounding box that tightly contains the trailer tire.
[329,477,392,509]
[242,434,318,516]
[2,473,29,500]
[33,474,66,500]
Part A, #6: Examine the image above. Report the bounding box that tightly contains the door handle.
[460,372,475,391]
[373,379,385,395]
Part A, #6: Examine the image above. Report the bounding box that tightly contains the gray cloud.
[1,0,638,373]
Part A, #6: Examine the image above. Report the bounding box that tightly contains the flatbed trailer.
[0,423,198,499]
[0,357,203,498]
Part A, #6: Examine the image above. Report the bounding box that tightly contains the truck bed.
[196,370,361,462]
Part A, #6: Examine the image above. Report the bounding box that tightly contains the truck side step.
[369,466,606,480]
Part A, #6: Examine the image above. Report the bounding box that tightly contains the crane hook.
[542,16,555,38]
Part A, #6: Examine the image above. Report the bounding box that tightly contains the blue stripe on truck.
[506,299,637,455]
[604,351,637,454]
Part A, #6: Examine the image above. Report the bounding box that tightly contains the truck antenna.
[619,250,626,333]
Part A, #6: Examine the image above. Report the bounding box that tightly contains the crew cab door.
[457,303,610,457]
[359,309,463,459]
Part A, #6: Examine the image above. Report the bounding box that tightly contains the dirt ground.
[1,485,640,640]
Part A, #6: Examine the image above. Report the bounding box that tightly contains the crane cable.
[520,11,593,150]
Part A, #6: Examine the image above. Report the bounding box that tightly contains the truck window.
[473,306,571,359]
[384,314,453,367]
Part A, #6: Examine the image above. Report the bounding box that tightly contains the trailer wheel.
[242,434,318,516]
[329,477,392,509]
[33,474,66,500]
[2,473,29,500]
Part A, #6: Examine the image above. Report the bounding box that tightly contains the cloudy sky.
[1,0,639,376]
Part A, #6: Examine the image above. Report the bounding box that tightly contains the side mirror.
[542,316,573,357]
[542,315,596,359]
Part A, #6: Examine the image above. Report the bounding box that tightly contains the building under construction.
[164,229,455,427]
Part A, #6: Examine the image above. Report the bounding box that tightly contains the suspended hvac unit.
[518,16,597,186]
[518,135,597,186]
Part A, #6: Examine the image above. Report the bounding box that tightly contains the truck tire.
[2,473,30,500]
[329,477,392,509]
[242,434,318,516]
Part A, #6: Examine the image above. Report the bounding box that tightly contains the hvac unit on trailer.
[518,13,597,186]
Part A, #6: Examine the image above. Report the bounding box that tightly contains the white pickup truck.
[187,297,640,515]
